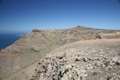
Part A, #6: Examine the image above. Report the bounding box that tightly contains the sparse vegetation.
[0,26,120,80]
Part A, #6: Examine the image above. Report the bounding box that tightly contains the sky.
[0,0,120,32]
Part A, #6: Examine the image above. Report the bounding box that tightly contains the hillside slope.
[0,26,120,80]
[30,39,120,80]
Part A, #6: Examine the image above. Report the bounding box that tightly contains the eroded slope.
[30,39,120,80]
[1,26,120,79]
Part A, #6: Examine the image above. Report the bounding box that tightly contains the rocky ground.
[1,26,120,80]
[30,39,120,80]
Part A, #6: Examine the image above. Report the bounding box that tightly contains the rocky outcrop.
[30,39,120,80]
[1,26,120,80]
[32,29,41,32]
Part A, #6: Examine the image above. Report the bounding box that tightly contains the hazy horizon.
[0,0,120,32]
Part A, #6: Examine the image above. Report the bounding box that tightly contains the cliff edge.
[1,26,120,80]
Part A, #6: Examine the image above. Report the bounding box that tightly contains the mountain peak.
[1,26,120,80]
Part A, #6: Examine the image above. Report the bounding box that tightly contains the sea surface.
[0,33,25,51]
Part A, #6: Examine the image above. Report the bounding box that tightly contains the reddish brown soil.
[0,51,19,57]
[74,38,120,44]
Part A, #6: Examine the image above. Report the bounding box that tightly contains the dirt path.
[74,38,120,44]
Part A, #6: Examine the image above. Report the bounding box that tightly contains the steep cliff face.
[0,26,120,80]
[30,39,120,80]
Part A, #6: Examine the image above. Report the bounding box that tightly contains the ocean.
[0,33,25,51]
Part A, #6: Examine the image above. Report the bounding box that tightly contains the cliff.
[0,26,120,80]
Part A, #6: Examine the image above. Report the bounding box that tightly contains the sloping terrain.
[0,52,20,79]
[30,39,120,80]
[0,26,120,80]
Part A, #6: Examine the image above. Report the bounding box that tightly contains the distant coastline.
[0,33,25,51]
[16,34,25,36]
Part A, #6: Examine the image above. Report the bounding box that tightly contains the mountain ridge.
[0,26,120,80]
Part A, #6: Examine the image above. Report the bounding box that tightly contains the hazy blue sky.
[0,0,120,32]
